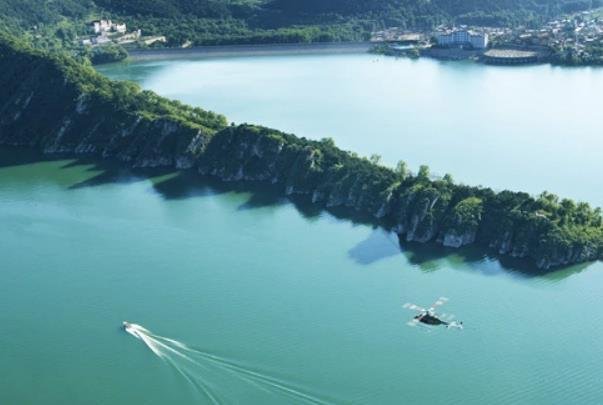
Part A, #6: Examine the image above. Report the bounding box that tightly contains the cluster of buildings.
[506,11,603,59]
[81,19,166,48]
[369,9,603,64]
[434,28,489,49]
[82,19,138,46]
[370,26,489,49]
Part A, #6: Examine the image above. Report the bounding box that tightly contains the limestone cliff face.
[195,126,602,270]
[439,197,483,248]
[200,125,396,218]
[1,37,601,271]
[536,244,598,269]
[0,83,212,168]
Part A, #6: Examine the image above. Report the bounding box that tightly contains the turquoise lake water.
[1,53,603,404]
[99,53,603,205]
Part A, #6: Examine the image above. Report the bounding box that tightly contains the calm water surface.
[1,53,602,404]
[100,53,603,205]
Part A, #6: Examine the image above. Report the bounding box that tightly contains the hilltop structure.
[91,20,127,35]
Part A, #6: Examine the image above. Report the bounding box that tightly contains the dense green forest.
[1,34,602,270]
[1,0,601,50]
[0,33,227,153]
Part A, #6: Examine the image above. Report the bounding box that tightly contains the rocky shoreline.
[1,35,602,271]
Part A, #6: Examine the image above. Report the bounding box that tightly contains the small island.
[1,34,602,270]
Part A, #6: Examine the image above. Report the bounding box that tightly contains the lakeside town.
[76,9,603,66]
[371,9,603,65]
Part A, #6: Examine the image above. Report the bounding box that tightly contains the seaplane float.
[403,297,463,329]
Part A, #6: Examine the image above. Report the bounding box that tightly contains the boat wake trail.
[123,322,330,404]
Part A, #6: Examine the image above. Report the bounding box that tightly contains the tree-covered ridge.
[93,0,239,18]
[0,0,93,27]
[202,125,603,269]
[0,35,227,166]
[0,35,601,270]
[267,0,600,19]
[0,36,226,129]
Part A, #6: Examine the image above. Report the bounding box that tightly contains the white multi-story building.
[469,31,488,49]
[436,29,489,49]
[92,20,112,34]
[114,23,127,34]
[91,20,127,35]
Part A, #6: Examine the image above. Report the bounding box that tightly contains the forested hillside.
[0,0,601,47]
[0,1,92,28]
[267,0,601,26]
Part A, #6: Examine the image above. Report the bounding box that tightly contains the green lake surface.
[2,53,603,404]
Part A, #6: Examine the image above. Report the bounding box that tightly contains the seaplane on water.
[403,297,463,329]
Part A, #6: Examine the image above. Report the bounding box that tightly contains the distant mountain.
[93,0,234,18]
[0,0,93,27]
[264,0,602,26]
[0,0,601,47]
[267,0,598,16]
[2,0,600,27]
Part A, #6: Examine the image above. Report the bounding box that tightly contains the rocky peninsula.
[1,35,602,270]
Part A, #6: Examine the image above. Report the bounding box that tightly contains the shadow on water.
[0,146,55,168]
[153,171,327,222]
[0,146,595,282]
[346,229,497,274]
[67,163,170,189]
[348,229,401,265]
[393,236,594,281]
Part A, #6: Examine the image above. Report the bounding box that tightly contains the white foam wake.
[123,322,331,404]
